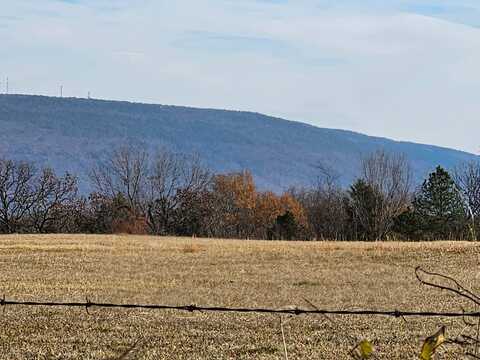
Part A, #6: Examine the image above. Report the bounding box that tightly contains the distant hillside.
[0,94,477,192]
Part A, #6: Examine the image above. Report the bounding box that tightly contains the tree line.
[0,147,479,240]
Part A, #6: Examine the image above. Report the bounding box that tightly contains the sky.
[1,1,480,153]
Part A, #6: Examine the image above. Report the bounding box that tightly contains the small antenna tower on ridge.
[6,77,9,94]
[60,85,63,97]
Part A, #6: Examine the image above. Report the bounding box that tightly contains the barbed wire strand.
[0,297,479,318]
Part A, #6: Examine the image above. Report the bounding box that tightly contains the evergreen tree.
[346,179,384,240]
[392,206,421,240]
[412,166,467,239]
[274,211,298,240]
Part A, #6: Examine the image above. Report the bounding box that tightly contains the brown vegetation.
[0,235,478,359]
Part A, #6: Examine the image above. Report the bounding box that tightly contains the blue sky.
[1,0,480,153]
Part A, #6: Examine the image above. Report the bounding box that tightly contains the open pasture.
[0,235,478,359]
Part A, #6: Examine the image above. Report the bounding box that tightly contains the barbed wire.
[0,297,479,318]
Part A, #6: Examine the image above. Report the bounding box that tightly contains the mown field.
[0,235,478,359]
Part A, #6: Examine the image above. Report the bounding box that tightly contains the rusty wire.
[0,296,479,318]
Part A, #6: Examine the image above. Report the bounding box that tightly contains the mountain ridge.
[0,94,477,192]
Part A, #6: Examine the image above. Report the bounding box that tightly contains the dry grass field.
[0,235,478,359]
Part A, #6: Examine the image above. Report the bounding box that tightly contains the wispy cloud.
[172,30,346,68]
[173,31,292,56]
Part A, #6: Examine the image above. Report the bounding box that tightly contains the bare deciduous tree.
[89,145,149,217]
[146,151,211,235]
[356,149,413,240]
[290,161,350,240]
[0,158,37,233]
[453,161,480,240]
[314,160,341,191]
[28,168,78,233]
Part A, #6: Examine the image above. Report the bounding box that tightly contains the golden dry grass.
[0,235,478,359]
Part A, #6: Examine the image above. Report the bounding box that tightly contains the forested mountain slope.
[0,94,477,191]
